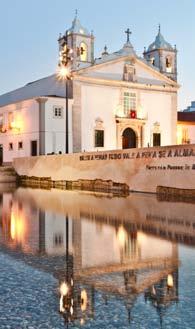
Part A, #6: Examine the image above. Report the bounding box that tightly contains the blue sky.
[0,0,194,110]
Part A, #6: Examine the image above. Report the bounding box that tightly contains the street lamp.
[57,36,73,154]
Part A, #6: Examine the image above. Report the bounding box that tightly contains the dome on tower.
[66,11,90,36]
[147,26,174,52]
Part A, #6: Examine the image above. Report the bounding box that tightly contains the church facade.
[0,14,179,164]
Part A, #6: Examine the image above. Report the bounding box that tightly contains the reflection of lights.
[10,211,25,242]
[152,285,156,295]
[167,274,174,288]
[81,289,88,312]
[117,226,128,248]
[70,305,73,315]
[60,282,69,296]
[10,213,16,240]
[137,231,147,244]
[80,318,85,325]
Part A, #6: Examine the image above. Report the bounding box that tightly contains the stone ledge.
[157,185,195,203]
[18,176,129,195]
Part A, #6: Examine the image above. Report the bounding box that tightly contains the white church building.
[0,14,179,164]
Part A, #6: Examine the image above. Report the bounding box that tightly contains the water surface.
[0,187,195,328]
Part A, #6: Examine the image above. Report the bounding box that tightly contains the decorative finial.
[102,45,108,56]
[158,24,161,33]
[75,9,78,18]
[125,28,132,43]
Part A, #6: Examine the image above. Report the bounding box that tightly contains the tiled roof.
[0,74,72,108]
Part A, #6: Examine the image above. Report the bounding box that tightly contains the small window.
[95,130,104,147]
[9,143,13,151]
[151,57,155,66]
[80,42,88,61]
[166,56,172,73]
[123,92,136,117]
[53,107,63,118]
[153,133,161,146]
[18,141,23,150]
[54,234,63,246]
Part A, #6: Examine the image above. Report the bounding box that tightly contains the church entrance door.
[122,128,136,149]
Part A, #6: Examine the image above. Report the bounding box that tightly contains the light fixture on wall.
[10,121,21,131]
[0,125,7,133]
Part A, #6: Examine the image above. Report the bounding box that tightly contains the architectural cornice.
[74,75,179,93]
[74,55,179,88]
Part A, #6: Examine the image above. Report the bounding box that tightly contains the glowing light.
[10,213,16,240]
[80,319,85,325]
[177,126,183,145]
[59,295,65,313]
[137,231,147,244]
[167,274,174,288]
[10,211,26,243]
[57,66,70,80]
[81,289,88,312]
[70,305,73,315]
[10,121,21,131]
[60,282,69,296]
[117,226,127,248]
[59,282,69,313]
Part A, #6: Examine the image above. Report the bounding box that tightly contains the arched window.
[80,42,88,61]
[166,56,172,73]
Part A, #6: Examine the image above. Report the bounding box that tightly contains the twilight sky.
[0,0,194,110]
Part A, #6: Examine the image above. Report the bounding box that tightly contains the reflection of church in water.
[0,190,180,327]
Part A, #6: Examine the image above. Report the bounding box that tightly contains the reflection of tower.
[117,225,139,263]
[39,210,45,254]
[124,270,137,323]
[144,269,179,328]
[59,217,95,326]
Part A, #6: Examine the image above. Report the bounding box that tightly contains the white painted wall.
[141,91,174,147]
[0,99,39,163]
[81,83,175,151]
[81,84,118,151]
[44,97,73,155]
[0,96,73,163]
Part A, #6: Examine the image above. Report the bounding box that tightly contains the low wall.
[13,144,195,193]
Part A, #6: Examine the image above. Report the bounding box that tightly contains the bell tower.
[58,11,94,70]
[143,25,177,81]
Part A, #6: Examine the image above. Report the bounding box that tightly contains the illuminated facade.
[0,14,179,164]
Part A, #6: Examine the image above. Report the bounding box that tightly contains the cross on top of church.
[125,28,132,43]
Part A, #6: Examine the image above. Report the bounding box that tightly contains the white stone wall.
[80,83,175,151]
[44,97,73,154]
[141,91,174,146]
[0,99,39,163]
[81,84,119,151]
[0,96,73,163]
[13,144,195,193]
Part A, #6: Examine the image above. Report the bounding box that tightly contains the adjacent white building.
[0,14,179,164]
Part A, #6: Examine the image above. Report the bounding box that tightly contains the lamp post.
[57,36,73,154]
